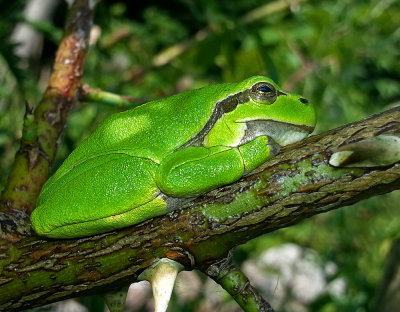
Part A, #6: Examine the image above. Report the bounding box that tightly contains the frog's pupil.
[257,85,273,93]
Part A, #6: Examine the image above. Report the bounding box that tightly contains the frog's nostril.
[300,98,309,104]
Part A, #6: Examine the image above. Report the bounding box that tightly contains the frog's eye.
[250,82,277,104]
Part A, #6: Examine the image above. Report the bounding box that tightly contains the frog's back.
[41,83,237,189]
[64,84,237,167]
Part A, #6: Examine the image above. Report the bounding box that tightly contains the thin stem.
[205,254,275,312]
[80,84,146,108]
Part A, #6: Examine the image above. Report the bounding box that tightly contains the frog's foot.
[102,285,129,312]
[329,135,400,167]
[203,252,275,312]
[139,258,184,312]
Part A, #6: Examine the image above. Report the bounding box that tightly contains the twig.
[80,84,146,108]
[204,253,275,312]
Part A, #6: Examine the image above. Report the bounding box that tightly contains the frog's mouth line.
[240,119,314,146]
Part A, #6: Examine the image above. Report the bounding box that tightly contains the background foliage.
[0,0,399,311]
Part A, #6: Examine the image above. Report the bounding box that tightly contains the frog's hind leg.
[66,154,168,235]
[33,153,167,238]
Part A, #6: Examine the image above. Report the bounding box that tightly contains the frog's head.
[229,76,316,147]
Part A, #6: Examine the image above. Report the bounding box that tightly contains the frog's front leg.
[238,135,280,174]
[156,136,276,198]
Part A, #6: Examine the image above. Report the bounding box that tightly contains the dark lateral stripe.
[177,89,250,149]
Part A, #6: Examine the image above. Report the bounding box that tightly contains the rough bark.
[0,107,399,311]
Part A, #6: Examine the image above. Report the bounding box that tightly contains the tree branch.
[0,0,94,215]
[0,107,399,311]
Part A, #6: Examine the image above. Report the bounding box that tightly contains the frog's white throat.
[239,120,313,147]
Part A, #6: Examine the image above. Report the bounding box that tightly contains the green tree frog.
[31,76,316,238]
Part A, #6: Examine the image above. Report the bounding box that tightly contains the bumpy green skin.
[31,76,316,238]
